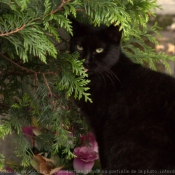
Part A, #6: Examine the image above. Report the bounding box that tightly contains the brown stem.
[42,74,52,96]
[0,53,62,96]
[0,24,26,37]
[0,53,60,76]
[147,11,152,17]
[50,0,71,14]
[0,53,36,74]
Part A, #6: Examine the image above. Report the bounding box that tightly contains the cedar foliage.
[0,0,175,172]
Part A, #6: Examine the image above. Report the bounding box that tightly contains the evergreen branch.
[0,52,36,73]
[0,70,23,76]
[50,0,71,14]
[0,53,59,96]
[42,73,53,97]
[0,53,60,76]
[0,24,26,37]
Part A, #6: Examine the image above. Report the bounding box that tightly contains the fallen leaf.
[33,128,42,136]
[40,162,52,175]
[30,159,39,172]
[32,154,64,175]
[50,166,64,175]
[32,117,39,127]
[34,154,46,163]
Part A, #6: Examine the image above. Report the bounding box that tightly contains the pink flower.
[80,132,98,152]
[6,167,14,173]
[22,126,36,136]
[54,170,75,175]
[22,126,41,137]
[73,146,98,174]
[73,132,99,174]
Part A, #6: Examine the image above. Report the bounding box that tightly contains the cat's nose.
[83,61,90,69]
[83,58,89,69]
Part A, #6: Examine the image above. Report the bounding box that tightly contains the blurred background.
[153,0,175,75]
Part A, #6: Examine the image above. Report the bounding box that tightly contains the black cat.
[70,19,175,175]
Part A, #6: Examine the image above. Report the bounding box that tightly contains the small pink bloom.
[6,167,13,173]
[80,132,98,152]
[54,170,75,175]
[22,126,36,136]
[73,146,98,174]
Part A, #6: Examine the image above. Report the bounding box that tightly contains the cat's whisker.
[96,68,107,88]
[100,65,122,86]
[96,66,115,88]
[102,70,116,89]
[106,68,122,85]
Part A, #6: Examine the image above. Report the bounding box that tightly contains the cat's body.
[70,20,175,174]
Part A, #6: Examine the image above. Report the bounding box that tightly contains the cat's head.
[70,19,122,75]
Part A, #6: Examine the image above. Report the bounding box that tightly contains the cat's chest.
[79,91,110,114]
[78,80,119,118]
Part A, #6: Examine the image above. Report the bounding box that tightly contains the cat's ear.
[106,25,122,43]
[70,18,86,36]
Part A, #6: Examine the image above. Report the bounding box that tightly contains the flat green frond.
[44,0,52,15]
[13,135,33,167]
[0,121,12,139]
[56,52,91,102]
[14,0,30,11]
[53,14,72,34]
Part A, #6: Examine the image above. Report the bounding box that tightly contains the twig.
[0,53,62,96]
[0,53,60,76]
[0,24,26,37]
[42,73,52,97]
[0,53,36,74]
[147,11,152,17]
[0,70,32,76]
[50,0,71,14]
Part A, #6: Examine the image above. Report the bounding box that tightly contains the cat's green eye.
[96,48,104,53]
[77,45,83,51]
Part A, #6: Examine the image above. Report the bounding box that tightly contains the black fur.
[70,20,175,174]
